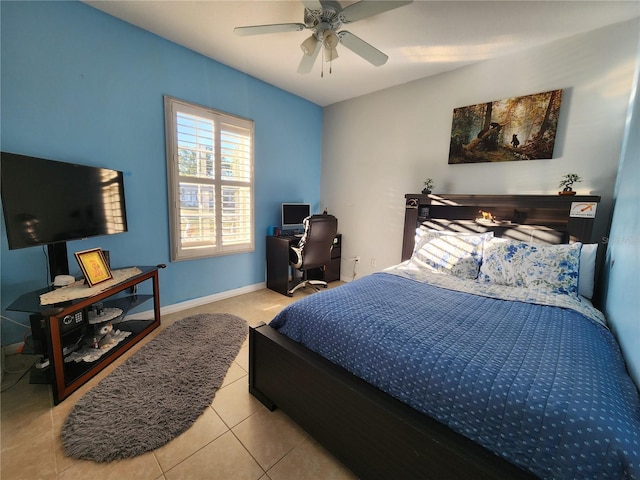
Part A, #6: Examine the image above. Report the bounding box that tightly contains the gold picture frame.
[74,248,113,287]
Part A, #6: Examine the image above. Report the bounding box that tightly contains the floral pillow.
[411,230,493,280]
[479,239,581,296]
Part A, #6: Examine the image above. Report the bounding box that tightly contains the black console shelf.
[7,266,162,404]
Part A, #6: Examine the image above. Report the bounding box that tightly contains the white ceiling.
[84,1,640,106]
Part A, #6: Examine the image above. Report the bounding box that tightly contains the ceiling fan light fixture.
[301,35,319,56]
[323,30,340,50]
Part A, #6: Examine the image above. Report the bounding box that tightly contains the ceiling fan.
[234,0,413,74]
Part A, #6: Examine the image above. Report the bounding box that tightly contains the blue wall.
[602,66,640,388]
[0,1,322,345]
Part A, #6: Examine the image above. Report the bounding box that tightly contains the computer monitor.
[281,203,310,230]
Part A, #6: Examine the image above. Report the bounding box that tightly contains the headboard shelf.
[403,194,601,261]
[420,219,567,245]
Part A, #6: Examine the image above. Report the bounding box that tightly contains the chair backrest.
[298,214,338,270]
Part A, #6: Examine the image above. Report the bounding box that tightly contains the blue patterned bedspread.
[270,273,640,479]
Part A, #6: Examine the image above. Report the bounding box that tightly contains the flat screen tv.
[1,152,128,279]
[281,203,310,230]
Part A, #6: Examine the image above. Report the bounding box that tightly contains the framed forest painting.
[448,89,563,164]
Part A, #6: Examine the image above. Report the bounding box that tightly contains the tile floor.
[1,286,358,480]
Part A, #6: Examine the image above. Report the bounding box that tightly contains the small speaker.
[29,314,46,355]
[102,250,110,268]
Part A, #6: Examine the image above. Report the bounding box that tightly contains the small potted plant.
[558,174,582,195]
[422,178,435,195]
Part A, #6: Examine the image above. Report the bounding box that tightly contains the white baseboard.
[125,282,266,320]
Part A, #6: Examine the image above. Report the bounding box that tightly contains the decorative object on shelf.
[475,209,512,226]
[74,248,113,287]
[88,307,123,324]
[422,178,435,194]
[93,322,115,348]
[479,210,495,222]
[448,89,563,164]
[66,324,131,364]
[558,173,582,195]
[53,275,75,288]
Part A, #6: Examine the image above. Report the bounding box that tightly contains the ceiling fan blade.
[297,41,321,74]
[234,23,305,36]
[340,0,413,24]
[301,0,322,10]
[338,31,388,66]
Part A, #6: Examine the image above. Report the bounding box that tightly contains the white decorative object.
[53,275,75,287]
[570,202,597,218]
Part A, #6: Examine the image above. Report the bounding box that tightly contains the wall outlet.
[370,257,377,268]
[354,256,360,262]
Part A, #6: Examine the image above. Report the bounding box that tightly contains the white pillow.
[479,239,581,296]
[579,243,598,299]
[411,229,493,280]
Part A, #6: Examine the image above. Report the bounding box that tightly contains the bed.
[249,194,640,479]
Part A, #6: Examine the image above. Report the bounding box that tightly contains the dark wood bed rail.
[249,323,535,480]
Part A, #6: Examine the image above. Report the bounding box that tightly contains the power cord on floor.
[1,315,30,355]
[352,258,359,281]
[0,315,36,392]
[1,358,37,392]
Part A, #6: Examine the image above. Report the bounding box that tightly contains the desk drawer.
[325,257,340,282]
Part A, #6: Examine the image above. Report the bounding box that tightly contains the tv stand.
[7,266,162,404]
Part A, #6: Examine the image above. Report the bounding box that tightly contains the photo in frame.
[74,248,113,287]
[448,89,563,164]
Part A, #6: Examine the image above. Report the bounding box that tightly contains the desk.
[266,234,341,296]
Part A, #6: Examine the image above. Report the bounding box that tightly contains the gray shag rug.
[61,313,247,462]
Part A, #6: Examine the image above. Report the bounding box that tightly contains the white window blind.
[165,97,254,261]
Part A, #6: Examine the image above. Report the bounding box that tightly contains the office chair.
[288,214,338,296]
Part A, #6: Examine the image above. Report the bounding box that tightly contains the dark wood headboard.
[402,194,601,262]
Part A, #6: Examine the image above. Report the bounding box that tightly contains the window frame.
[164,96,255,261]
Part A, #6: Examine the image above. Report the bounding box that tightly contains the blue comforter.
[270,273,640,479]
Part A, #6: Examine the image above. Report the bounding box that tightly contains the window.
[164,97,254,261]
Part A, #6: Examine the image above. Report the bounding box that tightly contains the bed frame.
[250,194,600,480]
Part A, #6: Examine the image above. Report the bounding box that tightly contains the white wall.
[322,19,639,279]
